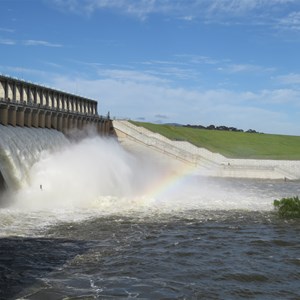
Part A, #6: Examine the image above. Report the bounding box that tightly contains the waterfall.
[0,125,69,190]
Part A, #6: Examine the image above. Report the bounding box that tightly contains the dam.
[1,74,300,195]
[0,74,112,192]
[0,74,111,134]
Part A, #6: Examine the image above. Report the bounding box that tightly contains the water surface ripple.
[1,210,299,299]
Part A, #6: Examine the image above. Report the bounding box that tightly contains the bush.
[273,196,300,218]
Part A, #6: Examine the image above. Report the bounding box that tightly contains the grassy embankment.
[130,121,300,160]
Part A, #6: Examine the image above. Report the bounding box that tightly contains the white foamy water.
[9,135,275,212]
[1,127,299,237]
[0,125,68,189]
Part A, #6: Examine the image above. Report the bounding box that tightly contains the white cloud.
[47,71,300,135]
[42,61,64,69]
[207,0,296,15]
[172,55,275,78]
[49,0,300,28]
[277,73,300,85]
[97,69,168,84]
[155,114,169,119]
[0,27,15,33]
[4,59,297,134]
[220,63,275,74]
[175,54,219,65]
[50,0,161,19]
[179,15,195,22]
[258,88,300,105]
[23,39,62,47]
[0,66,45,76]
[0,38,63,47]
[0,38,16,45]
[278,11,300,31]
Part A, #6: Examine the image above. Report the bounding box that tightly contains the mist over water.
[1,128,299,236]
[11,135,163,211]
[7,133,291,217]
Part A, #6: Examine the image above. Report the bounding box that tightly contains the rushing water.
[0,125,68,191]
[0,129,299,299]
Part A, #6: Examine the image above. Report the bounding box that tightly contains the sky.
[1,0,300,135]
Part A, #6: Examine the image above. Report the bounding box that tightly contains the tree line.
[184,124,260,133]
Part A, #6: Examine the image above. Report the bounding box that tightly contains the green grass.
[130,121,300,160]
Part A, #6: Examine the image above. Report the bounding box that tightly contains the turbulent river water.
[0,126,299,299]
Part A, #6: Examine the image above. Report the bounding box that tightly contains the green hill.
[130,121,300,160]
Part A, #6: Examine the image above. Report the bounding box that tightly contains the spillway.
[0,125,68,192]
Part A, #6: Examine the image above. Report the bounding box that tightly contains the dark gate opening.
[0,171,9,207]
[0,171,7,193]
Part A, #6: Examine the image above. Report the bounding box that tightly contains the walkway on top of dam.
[113,120,300,180]
[0,74,112,135]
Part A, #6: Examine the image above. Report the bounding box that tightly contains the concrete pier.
[16,107,24,127]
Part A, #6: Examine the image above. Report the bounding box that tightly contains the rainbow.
[142,162,199,200]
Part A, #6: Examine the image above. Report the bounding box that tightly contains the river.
[0,127,299,299]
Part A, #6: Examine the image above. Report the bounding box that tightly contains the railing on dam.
[0,74,112,135]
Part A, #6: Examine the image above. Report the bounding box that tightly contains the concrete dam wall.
[113,120,300,181]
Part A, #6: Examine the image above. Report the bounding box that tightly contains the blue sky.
[1,0,300,135]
